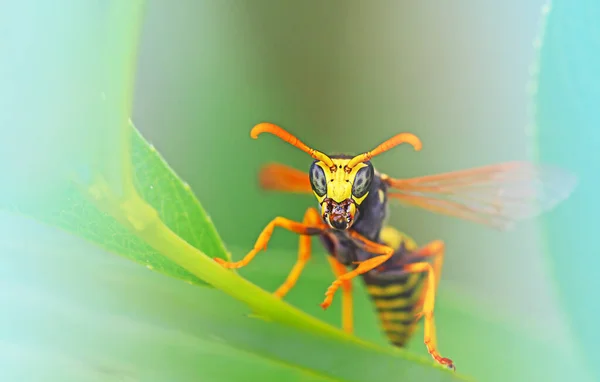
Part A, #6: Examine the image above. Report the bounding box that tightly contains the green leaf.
[0,214,467,382]
[8,125,231,287]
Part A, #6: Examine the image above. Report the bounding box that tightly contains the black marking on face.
[309,162,327,196]
[352,164,374,198]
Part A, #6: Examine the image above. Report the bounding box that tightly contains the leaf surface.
[0,215,466,382]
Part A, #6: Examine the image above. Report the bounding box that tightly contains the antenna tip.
[398,133,423,151]
[250,123,270,139]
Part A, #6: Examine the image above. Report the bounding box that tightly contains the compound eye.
[309,163,327,197]
[352,165,373,198]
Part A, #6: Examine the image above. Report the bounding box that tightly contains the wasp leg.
[272,207,321,298]
[411,240,445,298]
[403,240,454,371]
[326,256,353,334]
[214,209,325,269]
[320,231,394,310]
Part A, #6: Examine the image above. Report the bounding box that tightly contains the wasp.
[215,122,576,371]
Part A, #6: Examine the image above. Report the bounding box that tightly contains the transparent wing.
[385,161,577,230]
[258,162,313,194]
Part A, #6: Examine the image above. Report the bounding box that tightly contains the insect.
[214,122,577,371]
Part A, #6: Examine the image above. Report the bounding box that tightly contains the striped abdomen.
[365,272,427,347]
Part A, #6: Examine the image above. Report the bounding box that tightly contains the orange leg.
[272,208,322,298]
[404,254,454,371]
[327,256,353,334]
[320,231,394,310]
[410,240,445,304]
[214,209,325,269]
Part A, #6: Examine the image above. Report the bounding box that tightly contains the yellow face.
[309,158,374,230]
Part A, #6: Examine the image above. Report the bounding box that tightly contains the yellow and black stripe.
[365,226,427,347]
[365,272,426,346]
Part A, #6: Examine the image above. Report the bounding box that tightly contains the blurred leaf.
[1,0,230,287]
[0,214,466,382]
[0,1,124,203]
[534,1,600,381]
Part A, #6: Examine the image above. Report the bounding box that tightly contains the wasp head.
[249,122,422,230]
[309,158,374,230]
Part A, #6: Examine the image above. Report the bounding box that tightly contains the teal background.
[536,1,600,381]
[0,1,596,381]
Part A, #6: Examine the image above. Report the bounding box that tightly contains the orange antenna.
[346,132,422,169]
[251,123,336,169]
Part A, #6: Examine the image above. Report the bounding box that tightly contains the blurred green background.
[1,1,595,381]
